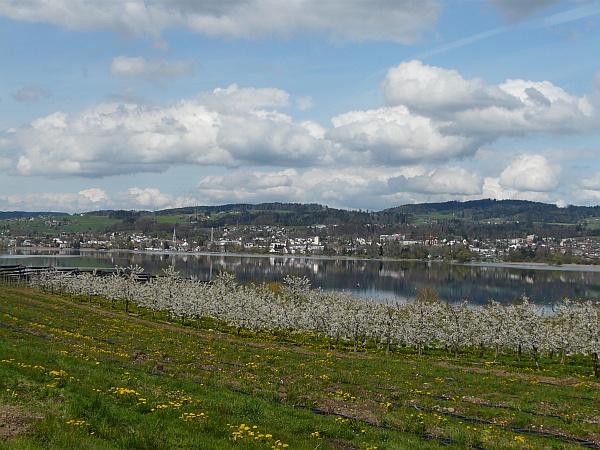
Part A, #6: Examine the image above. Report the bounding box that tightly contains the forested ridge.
[80,199,600,240]
[92,199,600,227]
[5,199,600,242]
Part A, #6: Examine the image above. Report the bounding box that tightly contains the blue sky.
[1,0,600,213]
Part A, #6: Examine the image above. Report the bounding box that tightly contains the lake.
[3,249,600,305]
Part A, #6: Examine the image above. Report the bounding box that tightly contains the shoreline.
[468,260,600,272]
[2,246,600,271]
[4,247,600,303]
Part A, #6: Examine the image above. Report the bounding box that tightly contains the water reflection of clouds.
[3,250,600,305]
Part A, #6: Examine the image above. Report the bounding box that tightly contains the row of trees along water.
[28,265,600,377]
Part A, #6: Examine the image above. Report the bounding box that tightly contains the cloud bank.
[0,0,440,45]
[1,57,599,212]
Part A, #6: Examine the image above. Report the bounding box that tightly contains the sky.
[1,0,600,213]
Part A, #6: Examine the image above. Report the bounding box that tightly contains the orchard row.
[29,265,600,377]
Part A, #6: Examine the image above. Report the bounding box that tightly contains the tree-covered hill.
[382,199,600,223]
[5,199,600,241]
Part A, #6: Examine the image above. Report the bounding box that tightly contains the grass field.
[1,215,121,235]
[0,285,598,449]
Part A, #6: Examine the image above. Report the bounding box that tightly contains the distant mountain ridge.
[4,199,600,227]
[381,199,600,222]
[152,202,327,216]
[5,199,600,243]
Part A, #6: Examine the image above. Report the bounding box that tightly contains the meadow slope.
[0,286,598,449]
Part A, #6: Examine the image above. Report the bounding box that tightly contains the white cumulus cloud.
[389,167,483,195]
[382,60,518,115]
[79,188,109,203]
[193,169,298,204]
[3,62,596,181]
[0,187,197,212]
[2,60,599,211]
[0,191,106,212]
[580,171,600,190]
[191,166,426,211]
[499,154,562,192]
[2,84,328,177]
[328,106,478,164]
[113,187,174,209]
[199,84,290,112]
[382,60,595,142]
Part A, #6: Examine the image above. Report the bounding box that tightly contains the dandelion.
[228,424,287,447]
[65,419,91,430]
[180,412,207,422]
[48,369,68,378]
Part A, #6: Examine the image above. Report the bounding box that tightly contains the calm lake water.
[3,249,600,305]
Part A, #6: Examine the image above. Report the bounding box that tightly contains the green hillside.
[3,199,600,241]
[1,285,598,449]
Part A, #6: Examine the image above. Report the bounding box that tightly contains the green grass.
[59,216,121,233]
[0,285,598,449]
[152,215,192,225]
[1,215,120,235]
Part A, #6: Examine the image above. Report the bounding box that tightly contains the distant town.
[3,199,600,265]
